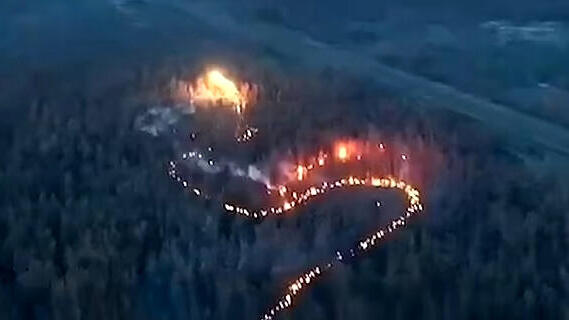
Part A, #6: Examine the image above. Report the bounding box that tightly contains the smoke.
[135,107,182,136]
[247,165,272,187]
[183,149,273,188]
[227,162,272,188]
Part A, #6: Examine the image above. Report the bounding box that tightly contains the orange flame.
[185,68,256,113]
[337,145,348,160]
[296,165,306,181]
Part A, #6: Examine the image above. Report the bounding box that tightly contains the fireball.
[186,68,256,113]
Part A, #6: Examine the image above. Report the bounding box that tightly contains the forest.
[0,59,567,320]
[1,1,569,319]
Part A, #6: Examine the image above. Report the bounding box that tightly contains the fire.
[371,178,382,186]
[297,165,306,181]
[337,145,348,161]
[169,136,427,320]
[279,186,287,197]
[334,141,361,161]
[187,68,255,113]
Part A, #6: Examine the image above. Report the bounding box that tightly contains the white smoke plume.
[182,149,273,188]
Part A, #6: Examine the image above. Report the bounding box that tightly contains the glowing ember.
[296,165,306,181]
[337,145,348,161]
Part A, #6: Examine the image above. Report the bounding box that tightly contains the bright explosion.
[187,68,256,114]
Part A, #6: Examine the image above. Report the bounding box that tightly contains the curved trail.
[168,144,423,319]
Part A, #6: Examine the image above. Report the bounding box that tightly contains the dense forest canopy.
[1,1,568,319]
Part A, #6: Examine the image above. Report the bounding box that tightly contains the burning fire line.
[168,141,422,319]
[256,174,421,320]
